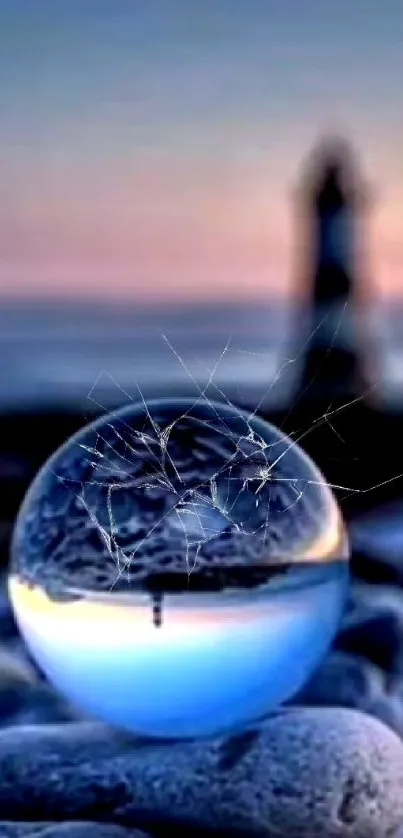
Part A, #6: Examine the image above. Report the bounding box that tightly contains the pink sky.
[0,149,401,303]
[1,3,402,304]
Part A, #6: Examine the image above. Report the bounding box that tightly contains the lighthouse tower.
[298,137,368,400]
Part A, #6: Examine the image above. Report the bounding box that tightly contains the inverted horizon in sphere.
[9,562,348,738]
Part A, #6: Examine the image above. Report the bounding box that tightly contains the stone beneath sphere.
[0,708,401,837]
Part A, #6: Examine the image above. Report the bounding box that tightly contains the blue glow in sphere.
[8,397,349,739]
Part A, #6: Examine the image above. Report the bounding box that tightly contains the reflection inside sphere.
[8,397,349,739]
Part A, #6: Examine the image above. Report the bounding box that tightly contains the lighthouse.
[151,590,164,627]
[297,136,369,400]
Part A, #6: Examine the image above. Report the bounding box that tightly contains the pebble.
[0,681,84,727]
[353,582,403,611]
[0,646,37,687]
[337,608,403,674]
[0,496,403,835]
[293,646,403,743]
[0,708,401,837]
[351,502,403,558]
[293,651,385,711]
[368,694,403,739]
[0,643,83,728]
[0,576,18,639]
[0,644,37,725]
[0,825,150,838]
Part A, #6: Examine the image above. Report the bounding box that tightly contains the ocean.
[0,297,401,413]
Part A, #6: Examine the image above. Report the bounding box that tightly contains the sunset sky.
[0,0,402,303]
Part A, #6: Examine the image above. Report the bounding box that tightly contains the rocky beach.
[1,412,403,837]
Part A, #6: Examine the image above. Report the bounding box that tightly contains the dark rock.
[0,520,11,547]
[0,647,36,688]
[0,575,19,640]
[0,454,31,481]
[341,584,403,676]
[0,709,401,836]
[0,646,81,728]
[336,608,403,674]
[350,503,403,585]
[0,602,18,641]
[351,549,401,585]
[368,695,403,739]
[0,523,12,574]
[293,644,403,741]
[350,583,403,635]
[0,681,83,727]
[292,651,384,711]
[387,676,403,703]
[0,824,151,837]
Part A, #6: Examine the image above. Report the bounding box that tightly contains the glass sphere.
[8,397,349,739]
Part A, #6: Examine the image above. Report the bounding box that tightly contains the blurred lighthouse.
[297,136,370,401]
[151,591,163,627]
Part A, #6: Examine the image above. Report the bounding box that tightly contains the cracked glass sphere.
[8,397,349,739]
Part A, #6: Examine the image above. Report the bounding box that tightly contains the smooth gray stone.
[388,676,403,703]
[0,645,83,728]
[0,681,84,728]
[0,575,18,639]
[0,646,37,687]
[0,824,150,837]
[293,651,385,710]
[353,583,403,616]
[0,708,402,837]
[294,648,403,741]
[337,584,403,676]
[351,502,403,567]
[337,608,403,673]
[369,694,403,739]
